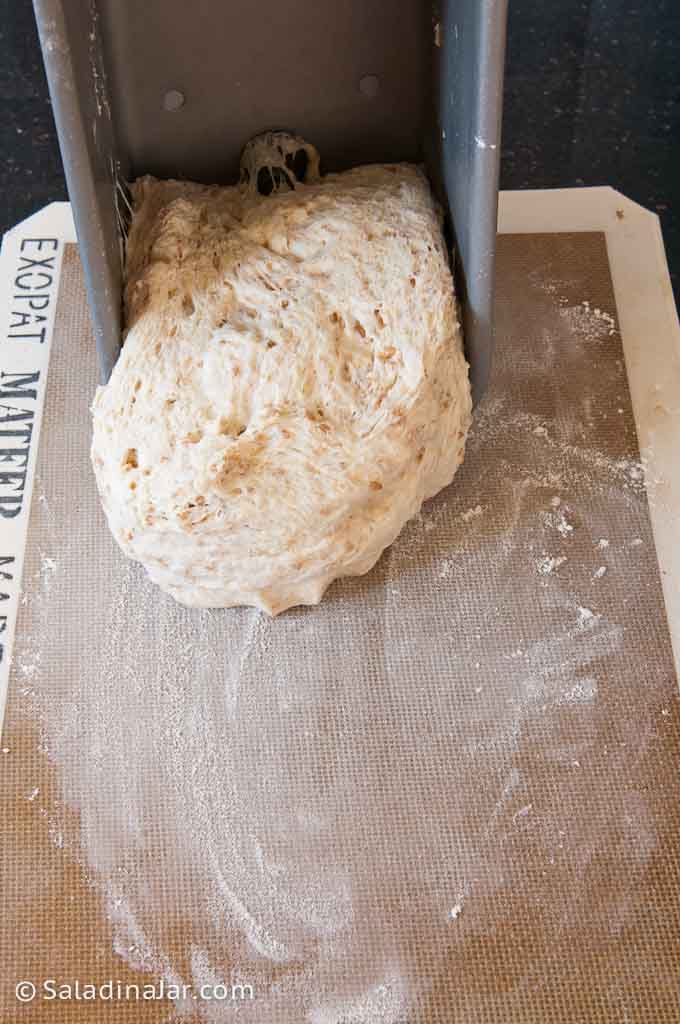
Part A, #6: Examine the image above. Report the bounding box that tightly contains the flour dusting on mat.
[6,236,678,1024]
[536,555,567,576]
[559,299,617,341]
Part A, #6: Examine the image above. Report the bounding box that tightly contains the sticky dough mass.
[91,163,472,614]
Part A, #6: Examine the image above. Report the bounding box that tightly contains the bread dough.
[91,162,472,614]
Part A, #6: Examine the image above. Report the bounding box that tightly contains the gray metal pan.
[33,0,507,404]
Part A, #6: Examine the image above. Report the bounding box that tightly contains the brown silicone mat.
[1,233,679,1023]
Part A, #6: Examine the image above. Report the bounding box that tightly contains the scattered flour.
[536,555,567,577]
[558,677,598,705]
[559,299,617,341]
[37,553,58,588]
[48,822,65,849]
[616,459,644,484]
[541,506,575,538]
[448,900,464,921]
[460,504,484,523]
[309,975,408,1024]
[439,558,455,579]
[577,606,599,631]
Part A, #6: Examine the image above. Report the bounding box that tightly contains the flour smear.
[7,246,672,1023]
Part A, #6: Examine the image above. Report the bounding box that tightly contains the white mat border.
[0,203,76,728]
[499,187,680,681]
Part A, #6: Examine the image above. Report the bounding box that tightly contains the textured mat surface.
[1,234,679,1023]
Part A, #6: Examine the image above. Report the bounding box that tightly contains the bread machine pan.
[33,0,507,404]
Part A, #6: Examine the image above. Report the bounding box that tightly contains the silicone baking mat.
[1,229,679,1023]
